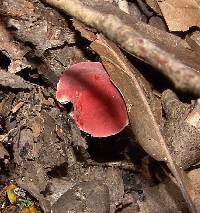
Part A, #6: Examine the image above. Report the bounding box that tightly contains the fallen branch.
[42,0,200,96]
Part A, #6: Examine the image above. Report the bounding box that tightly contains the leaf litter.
[0,0,200,212]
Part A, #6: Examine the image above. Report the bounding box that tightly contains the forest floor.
[0,0,200,213]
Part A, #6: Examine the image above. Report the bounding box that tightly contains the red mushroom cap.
[56,62,128,137]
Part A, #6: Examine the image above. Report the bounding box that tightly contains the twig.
[41,0,200,96]
[86,159,138,171]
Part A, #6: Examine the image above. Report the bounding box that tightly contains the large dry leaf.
[157,0,200,31]
[90,34,197,212]
[91,35,165,161]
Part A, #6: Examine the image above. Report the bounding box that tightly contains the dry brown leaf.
[91,35,165,161]
[73,19,97,41]
[157,0,200,31]
[30,116,44,139]
[16,178,51,213]
[90,34,197,212]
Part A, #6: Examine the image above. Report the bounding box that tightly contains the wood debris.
[0,0,200,212]
[0,69,33,90]
[157,0,200,31]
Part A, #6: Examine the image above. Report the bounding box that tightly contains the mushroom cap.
[56,62,128,137]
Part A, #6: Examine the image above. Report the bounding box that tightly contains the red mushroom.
[56,62,128,137]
